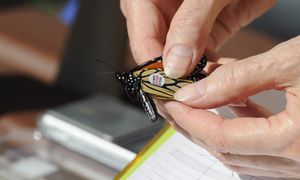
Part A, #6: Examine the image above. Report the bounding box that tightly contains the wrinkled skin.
[121,0,300,178]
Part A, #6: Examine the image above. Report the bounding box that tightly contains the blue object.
[59,0,79,26]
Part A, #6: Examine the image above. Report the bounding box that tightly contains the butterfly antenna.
[96,59,118,71]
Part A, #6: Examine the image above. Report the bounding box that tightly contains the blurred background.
[0,0,298,179]
[0,0,127,117]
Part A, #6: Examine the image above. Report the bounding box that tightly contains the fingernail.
[164,45,193,78]
[228,99,247,107]
[174,79,206,102]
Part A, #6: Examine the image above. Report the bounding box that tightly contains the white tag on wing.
[149,73,165,87]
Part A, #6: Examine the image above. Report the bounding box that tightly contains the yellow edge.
[114,124,174,180]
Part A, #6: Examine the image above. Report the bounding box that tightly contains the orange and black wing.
[131,56,206,100]
[131,56,163,72]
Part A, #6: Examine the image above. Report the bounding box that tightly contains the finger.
[155,100,170,119]
[208,0,277,50]
[204,57,237,74]
[123,0,166,63]
[174,51,280,109]
[161,101,227,149]
[157,103,212,151]
[219,153,299,176]
[156,100,192,138]
[163,0,230,78]
[156,101,175,123]
[227,99,273,118]
[174,37,300,109]
[161,101,295,155]
[214,57,237,64]
[169,121,193,140]
[226,165,290,178]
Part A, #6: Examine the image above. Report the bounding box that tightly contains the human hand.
[120,0,276,76]
[158,36,300,178]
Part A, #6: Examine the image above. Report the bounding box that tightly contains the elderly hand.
[158,36,300,178]
[120,0,275,75]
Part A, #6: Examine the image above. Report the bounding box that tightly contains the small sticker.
[149,73,165,86]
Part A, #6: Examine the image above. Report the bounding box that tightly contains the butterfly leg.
[137,89,158,122]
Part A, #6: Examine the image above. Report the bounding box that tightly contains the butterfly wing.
[187,55,207,81]
[135,68,193,100]
[125,55,207,121]
[131,56,163,72]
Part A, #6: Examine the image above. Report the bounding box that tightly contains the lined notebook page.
[119,108,281,180]
[128,131,267,180]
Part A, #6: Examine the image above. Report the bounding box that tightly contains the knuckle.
[213,64,235,86]
[267,114,296,152]
[208,120,233,153]
[269,36,300,88]
[170,18,206,43]
[210,130,228,152]
[211,62,250,101]
[220,153,233,165]
[173,16,201,29]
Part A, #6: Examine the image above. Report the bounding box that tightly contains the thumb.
[163,0,229,78]
[174,53,279,109]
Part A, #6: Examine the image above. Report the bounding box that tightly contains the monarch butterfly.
[116,56,207,122]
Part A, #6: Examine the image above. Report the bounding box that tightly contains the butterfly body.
[116,56,207,122]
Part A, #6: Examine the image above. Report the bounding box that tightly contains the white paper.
[128,131,282,180]
[126,107,284,180]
